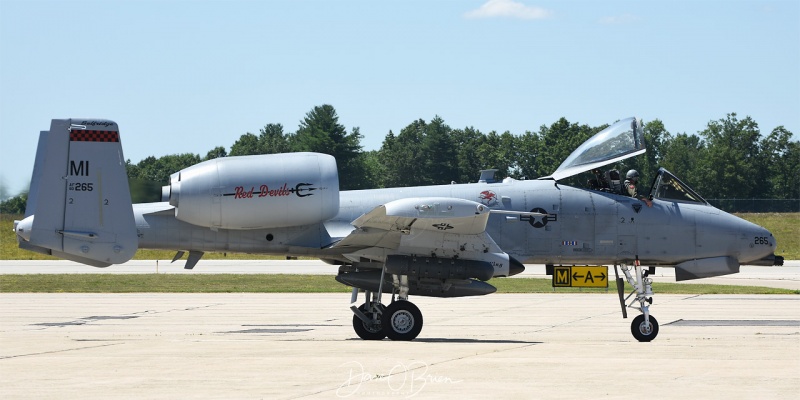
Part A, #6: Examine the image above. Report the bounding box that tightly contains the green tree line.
[2,105,798,213]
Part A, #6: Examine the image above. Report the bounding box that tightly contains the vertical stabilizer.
[15,119,138,267]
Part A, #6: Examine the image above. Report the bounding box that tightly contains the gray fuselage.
[134,178,775,268]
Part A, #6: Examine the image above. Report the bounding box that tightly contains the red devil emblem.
[478,190,498,207]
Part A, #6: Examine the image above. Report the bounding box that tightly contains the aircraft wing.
[330,197,492,252]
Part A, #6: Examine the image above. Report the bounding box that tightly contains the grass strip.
[0,274,796,295]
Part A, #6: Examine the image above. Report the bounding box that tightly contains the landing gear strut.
[617,263,659,342]
[349,268,423,341]
[351,290,385,340]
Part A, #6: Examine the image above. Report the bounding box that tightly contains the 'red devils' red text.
[234,184,292,199]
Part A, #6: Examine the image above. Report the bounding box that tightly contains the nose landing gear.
[616,263,659,342]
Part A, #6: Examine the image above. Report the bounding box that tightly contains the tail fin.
[14,119,138,267]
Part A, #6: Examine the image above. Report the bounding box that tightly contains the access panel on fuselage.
[589,191,619,261]
[638,200,697,264]
[557,187,604,263]
[520,188,561,263]
[615,197,640,261]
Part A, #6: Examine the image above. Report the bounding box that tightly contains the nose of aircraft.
[750,222,778,262]
[695,210,780,266]
[753,227,783,266]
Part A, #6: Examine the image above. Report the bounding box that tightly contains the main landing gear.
[350,270,423,341]
[615,263,659,342]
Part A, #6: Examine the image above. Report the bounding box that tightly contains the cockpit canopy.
[544,117,709,205]
[649,168,708,204]
[549,117,645,181]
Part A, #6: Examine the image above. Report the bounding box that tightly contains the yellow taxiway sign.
[552,266,608,288]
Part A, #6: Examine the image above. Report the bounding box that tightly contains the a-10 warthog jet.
[14,117,783,342]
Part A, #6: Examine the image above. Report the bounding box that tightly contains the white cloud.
[464,0,553,20]
[599,14,641,25]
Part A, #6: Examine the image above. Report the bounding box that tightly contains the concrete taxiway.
[1,293,798,399]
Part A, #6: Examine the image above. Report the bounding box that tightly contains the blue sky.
[1,0,798,196]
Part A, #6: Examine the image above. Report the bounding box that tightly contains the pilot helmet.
[626,169,640,180]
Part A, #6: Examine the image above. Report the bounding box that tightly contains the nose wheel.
[631,314,659,342]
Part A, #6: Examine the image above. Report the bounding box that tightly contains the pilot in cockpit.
[624,170,653,207]
[587,168,608,190]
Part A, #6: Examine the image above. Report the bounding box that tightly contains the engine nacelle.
[163,152,340,229]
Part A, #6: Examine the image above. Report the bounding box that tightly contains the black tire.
[631,314,659,342]
[352,303,386,340]
[381,300,423,341]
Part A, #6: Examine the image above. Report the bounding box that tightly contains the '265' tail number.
[754,236,771,245]
[68,182,93,191]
